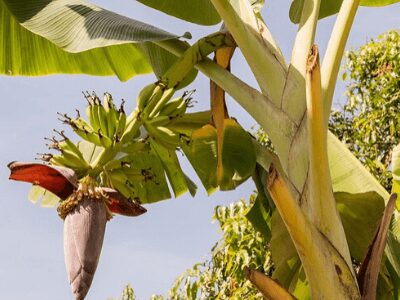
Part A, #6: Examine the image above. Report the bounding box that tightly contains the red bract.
[8,162,147,216]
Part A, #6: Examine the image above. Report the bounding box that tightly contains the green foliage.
[290,0,400,23]
[0,0,190,81]
[130,30,399,299]
[155,199,271,299]
[136,0,220,25]
[329,30,400,191]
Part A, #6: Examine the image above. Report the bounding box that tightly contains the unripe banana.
[97,100,109,138]
[115,107,127,141]
[147,87,175,119]
[136,83,157,111]
[103,93,118,138]
[141,85,163,120]
[159,96,186,117]
[98,132,113,148]
[147,115,171,127]
[146,124,181,150]
[121,140,149,154]
[51,154,85,170]
[90,96,101,132]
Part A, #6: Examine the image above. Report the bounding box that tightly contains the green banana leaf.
[391,144,400,210]
[150,140,196,198]
[28,185,60,207]
[124,148,171,204]
[182,124,218,194]
[182,120,256,193]
[136,0,221,25]
[1,0,191,81]
[270,211,310,299]
[219,119,256,190]
[289,0,400,23]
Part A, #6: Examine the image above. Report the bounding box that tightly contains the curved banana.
[115,106,127,141]
[141,85,163,120]
[97,100,109,138]
[159,96,186,117]
[137,83,157,111]
[146,124,181,150]
[103,93,117,138]
[147,87,175,119]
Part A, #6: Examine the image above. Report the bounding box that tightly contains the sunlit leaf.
[136,0,221,25]
[219,119,256,190]
[182,124,218,194]
[151,140,196,197]
[289,0,400,23]
[1,0,189,80]
[124,148,171,203]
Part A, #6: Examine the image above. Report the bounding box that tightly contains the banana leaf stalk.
[8,162,147,299]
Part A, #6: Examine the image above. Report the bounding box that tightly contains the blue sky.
[0,1,399,299]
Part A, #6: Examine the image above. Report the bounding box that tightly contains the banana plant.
[3,0,400,299]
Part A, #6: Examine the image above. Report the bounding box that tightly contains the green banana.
[50,154,86,170]
[137,83,157,111]
[141,85,163,120]
[97,99,109,137]
[146,124,181,150]
[89,94,101,132]
[147,87,175,119]
[166,111,211,136]
[147,115,171,127]
[121,140,149,154]
[115,104,127,141]
[159,96,187,117]
[103,93,118,138]
[98,132,113,148]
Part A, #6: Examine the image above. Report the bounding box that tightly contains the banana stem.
[322,0,360,122]
[281,0,321,122]
[161,32,235,88]
[209,0,287,103]
[267,165,360,299]
[306,45,353,270]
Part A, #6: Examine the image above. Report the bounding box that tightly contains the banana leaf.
[1,0,193,82]
[150,140,197,198]
[289,0,400,23]
[136,0,221,25]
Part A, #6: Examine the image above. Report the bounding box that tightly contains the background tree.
[330,30,400,191]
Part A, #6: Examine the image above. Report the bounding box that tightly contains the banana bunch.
[41,130,89,172]
[136,83,193,150]
[58,92,127,149]
[102,158,154,199]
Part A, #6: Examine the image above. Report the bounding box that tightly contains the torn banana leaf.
[150,140,196,197]
[183,119,256,193]
[124,148,171,204]
[182,124,218,194]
